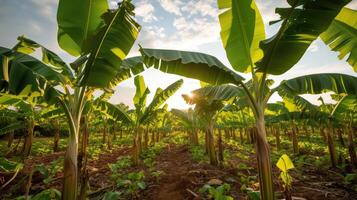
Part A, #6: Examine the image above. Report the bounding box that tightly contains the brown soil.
[1,144,357,200]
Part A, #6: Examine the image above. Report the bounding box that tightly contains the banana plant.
[0,94,46,157]
[137,2,355,198]
[128,75,183,165]
[172,108,202,145]
[0,0,143,198]
[182,91,226,165]
[331,95,357,168]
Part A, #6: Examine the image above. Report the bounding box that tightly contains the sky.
[0,0,356,109]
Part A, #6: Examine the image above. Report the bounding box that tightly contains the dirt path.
[149,145,193,200]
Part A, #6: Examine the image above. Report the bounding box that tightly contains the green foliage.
[321,8,357,71]
[15,189,61,200]
[199,183,233,200]
[102,191,122,200]
[218,0,265,72]
[109,156,133,180]
[0,157,23,172]
[189,145,208,162]
[344,173,357,184]
[35,158,63,184]
[116,171,146,195]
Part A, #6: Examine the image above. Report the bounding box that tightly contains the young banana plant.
[0,94,48,157]
[129,75,183,165]
[137,2,355,198]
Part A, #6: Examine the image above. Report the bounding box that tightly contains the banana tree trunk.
[347,125,357,168]
[23,120,34,157]
[53,122,60,152]
[275,126,281,151]
[206,121,218,166]
[143,126,149,150]
[151,131,155,145]
[255,114,274,200]
[292,122,299,154]
[326,121,337,168]
[63,134,78,200]
[62,88,86,200]
[102,122,107,147]
[79,116,89,200]
[239,128,244,144]
[193,130,199,145]
[217,129,224,163]
[7,131,14,148]
[337,128,345,147]
[132,127,141,166]
[113,124,116,141]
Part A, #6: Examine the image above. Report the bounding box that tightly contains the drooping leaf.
[276,154,294,173]
[218,0,265,72]
[0,47,65,95]
[93,99,133,124]
[141,79,183,123]
[57,0,108,56]
[13,36,73,78]
[108,56,146,87]
[191,85,245,103]
[140,48,244,85]
[0,121,27,136]
[79,1,141,87]
[276,73,357,96]
[0,157,23,172]
[321,8,357,72]
[256,0,350,75]
[331,95,357,122]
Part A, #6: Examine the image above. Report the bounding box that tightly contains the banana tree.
[128,75,183,165]
[0,94,46,157]
[182,92,226,165]
[172,108,202,145]
[137,2,354,198]
[331,95,357,168]
[0,0,144,198]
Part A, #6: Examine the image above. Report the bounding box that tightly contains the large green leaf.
[191,85,245,103]
[256,0,350,75]
[133,75,150,118]
[108,56,145,87]
[79,1,140,87]
[13,36,73,79]
[0,47,65,95]
[218,0,265,72]
[0,121,26,136]
[140,48,244,85]
[57,0,108,56]
[321,8,357,72]
[141,79,183,123]
[331,95,357,122]
[276,73,357,97]
[93,99,133,124]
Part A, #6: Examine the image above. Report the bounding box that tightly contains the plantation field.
[1,130,357,199]
[1,0,356,199]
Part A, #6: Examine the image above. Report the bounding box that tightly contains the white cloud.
[158,0,183,16]
[135,0,157,23]
[255,0,288,25]
[181,0,217,18]
[30,0,57,20]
